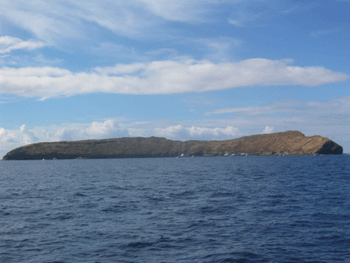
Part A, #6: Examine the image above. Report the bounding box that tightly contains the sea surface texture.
[1,155,350,262]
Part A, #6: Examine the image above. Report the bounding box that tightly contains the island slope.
[2,131,343,160]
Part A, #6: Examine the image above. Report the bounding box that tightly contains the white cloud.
[0,58,347,99]
[190,37,242,61]
[36,119,130,142]
[228,19,241,27]
[0,36,46,54]
[0,0,217,43]
[155,125,240,140]
[206,96,350,117]
[262,126,274,134]
[311,29,338,38]
[206,106,262,115]
[227,3,264,28]
[84,120,129,138]
[0,124,38,149]
[206,102,296,116]
[140,0,213,22]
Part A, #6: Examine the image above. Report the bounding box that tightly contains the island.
[2,131,343,160]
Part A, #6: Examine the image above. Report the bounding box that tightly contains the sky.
[0,0,350,158]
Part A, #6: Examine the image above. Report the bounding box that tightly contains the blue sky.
[1,0,350,157]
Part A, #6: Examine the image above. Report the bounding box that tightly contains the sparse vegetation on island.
[2,131,343,160]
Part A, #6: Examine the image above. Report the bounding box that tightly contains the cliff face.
[2,131,343,160]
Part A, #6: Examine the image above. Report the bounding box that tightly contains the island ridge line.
[2,131,343,160]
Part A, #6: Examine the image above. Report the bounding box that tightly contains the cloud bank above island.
[2,95,350,158]
[0,58,347,99]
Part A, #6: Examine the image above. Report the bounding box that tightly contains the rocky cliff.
[2,131,343,160]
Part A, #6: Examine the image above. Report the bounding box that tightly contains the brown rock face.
[2,131,343,160]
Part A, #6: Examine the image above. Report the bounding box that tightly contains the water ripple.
[1,155,350,262]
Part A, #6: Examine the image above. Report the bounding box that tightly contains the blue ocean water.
[1,155,350,263]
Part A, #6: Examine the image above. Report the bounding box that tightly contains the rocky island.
[2,131,343,160]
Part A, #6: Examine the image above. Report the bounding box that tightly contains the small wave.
[126,241,153,248]
[101,204,138,213]
[73,192,87,197]
[210,191,237,198]
[0,211,11,216]
[78,202,98,209]
[187,219,216,229]
[202,252,267,263]
[48,212,76,220]
[146,196,166,202]
[169,190,195,198]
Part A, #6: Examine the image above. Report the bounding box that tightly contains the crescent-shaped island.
[2,131,343,160]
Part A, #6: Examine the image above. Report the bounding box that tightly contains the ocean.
[1,155,350,262]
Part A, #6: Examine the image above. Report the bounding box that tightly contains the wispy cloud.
[227,2,263,28]
[0,58,347,99]
[206,96,350,118]
[201,96,350,148]
[192,37,242,61]
[228,19,241,27]
[90,42,144,61]
[206,102,297,116]
[0,36,46,54]
[311,29,339,37]
[0,0,219,43]
[0,53,63,68]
